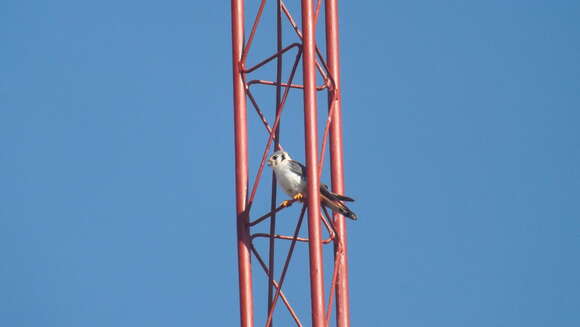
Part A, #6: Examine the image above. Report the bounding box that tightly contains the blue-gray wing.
[289,161,356,205]
[321,184,355,202]
[288,160,306,180]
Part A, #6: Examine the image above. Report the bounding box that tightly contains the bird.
[267,150,357,220]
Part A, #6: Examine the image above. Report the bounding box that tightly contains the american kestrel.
[267,150,357,220]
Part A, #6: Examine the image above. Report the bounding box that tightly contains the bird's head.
[267,151,291,168]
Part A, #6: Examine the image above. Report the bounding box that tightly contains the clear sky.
[1,1,579,326]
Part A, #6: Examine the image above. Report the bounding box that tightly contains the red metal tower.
[231,1,351,326]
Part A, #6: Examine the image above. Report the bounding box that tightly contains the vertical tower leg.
[325,1,351,326]
[231,0,254,326]
[301,0,326,326]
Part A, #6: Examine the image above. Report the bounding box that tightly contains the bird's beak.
[267,159,272,167]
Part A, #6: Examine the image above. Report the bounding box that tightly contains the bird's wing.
[288,162,355,201]
[288,160,306,179]
[286,160,357,219]
[320,184,355,202]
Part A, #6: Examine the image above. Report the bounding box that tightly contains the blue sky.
[1,1,579,326]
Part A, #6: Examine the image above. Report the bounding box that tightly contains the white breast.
[273,163,306,197]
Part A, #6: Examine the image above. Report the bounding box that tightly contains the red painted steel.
[325,1,351,326]
[301,0,326,326]
[232,1,352,326]
[231,0,254,326]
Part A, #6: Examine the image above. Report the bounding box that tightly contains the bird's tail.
[337,202,358,220]
[319,188,358,220]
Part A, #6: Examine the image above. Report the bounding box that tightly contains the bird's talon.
[280,200,291,207]
[293,193,304,201]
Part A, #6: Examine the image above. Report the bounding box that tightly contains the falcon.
[267,150,357,220]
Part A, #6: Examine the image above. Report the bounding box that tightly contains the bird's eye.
[272,155,278,160]
[281,155,286,160]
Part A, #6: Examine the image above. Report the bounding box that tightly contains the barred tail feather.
[320,193,358,220]
[339,204,358,220]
